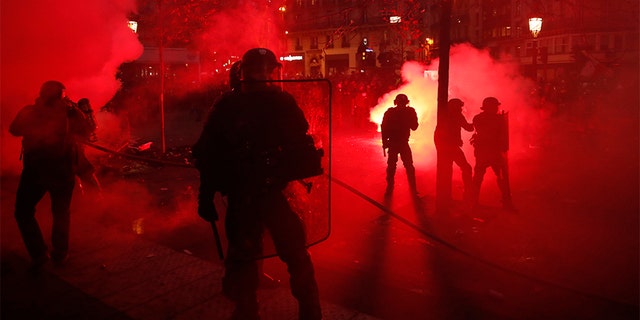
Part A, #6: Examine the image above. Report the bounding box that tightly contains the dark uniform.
[9,81,91,269]
[434,98,474,203]
[75,98,101,195]
[193,48,322,320]
[381,94,419,194]
[471,97,513,208]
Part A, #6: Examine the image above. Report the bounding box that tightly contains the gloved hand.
[198,197,218,222]
[382,139,389,149]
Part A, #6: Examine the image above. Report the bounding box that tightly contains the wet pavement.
[2,113,638,319]
[1,172,380,320]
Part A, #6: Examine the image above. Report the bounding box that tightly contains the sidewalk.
[1,214,379,320]
[0,177,379,320]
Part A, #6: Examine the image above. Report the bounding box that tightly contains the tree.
[130,0,222,153]
[379,0,428,64]
[133,0,222,48]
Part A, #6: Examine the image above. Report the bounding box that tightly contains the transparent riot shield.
[279,79,332,250]
[213,79,332,260]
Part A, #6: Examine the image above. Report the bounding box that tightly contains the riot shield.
[278,79,331,251]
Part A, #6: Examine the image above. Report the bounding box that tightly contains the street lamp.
[423,37,434,63]
[425,38,433,63]
[528,17,542,82]
[128,20,138,33]
[528,17,542,38]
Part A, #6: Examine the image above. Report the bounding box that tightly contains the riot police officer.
[9,81,91,270]
[193,48,322,320]
[381,93,419,195]
[434,98,475,204]
[471,97,514,209]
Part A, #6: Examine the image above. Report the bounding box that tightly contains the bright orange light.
[132,218,145,235]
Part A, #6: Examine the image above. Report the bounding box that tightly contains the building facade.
[280,0,432,77]
[280,0,639,83]
[474,0,639,84]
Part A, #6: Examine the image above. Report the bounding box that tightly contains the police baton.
[210,221,225,260]
[383,146,387,157]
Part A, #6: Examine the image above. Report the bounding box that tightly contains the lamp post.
[157,1,166,154]
[128,21,138,33]
[528,17,542,83]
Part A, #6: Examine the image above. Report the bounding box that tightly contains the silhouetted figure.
[9,81,92,270]
[381,93,419,195]
[75,98,102,196]
[470,97,514,209]
[193,48,322,320]
[229,60,242,92]
[434,98,474,204]
[216,58,283,290]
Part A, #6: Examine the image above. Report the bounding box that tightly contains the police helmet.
[241,48,282,78]
[448,98,464,109]
[39,80,66,101]
[78,98,92,112]
[394,94,409,105]
[481,97,501,110]
[229,60,242,90]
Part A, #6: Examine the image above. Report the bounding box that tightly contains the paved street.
[2,107,638,319]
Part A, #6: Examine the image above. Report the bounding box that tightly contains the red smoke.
[196,3,284,77]
[370,43,537,168]
[1,0,143,175]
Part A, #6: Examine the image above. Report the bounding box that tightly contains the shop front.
[325,54,350,77]
[280,53,305,78]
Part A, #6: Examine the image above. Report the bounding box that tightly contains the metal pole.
[158,0,166,154]
[532,38,538,84]
[435,0,453,213]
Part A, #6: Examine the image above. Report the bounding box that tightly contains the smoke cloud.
[196,2,284,75]
[0,1,290,243]
[370,43,536,168]
[1,0,143,175]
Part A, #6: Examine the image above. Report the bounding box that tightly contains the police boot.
[298,290,322,320]
[471,176,483,209]
[501,195,516,212]
[497,178,515,211]
[385,168,395,195]
[406,166,419,196]
[299,301,322,320]
[385,183,394,196]
[231,295,260,320]
[461,167,473,203]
